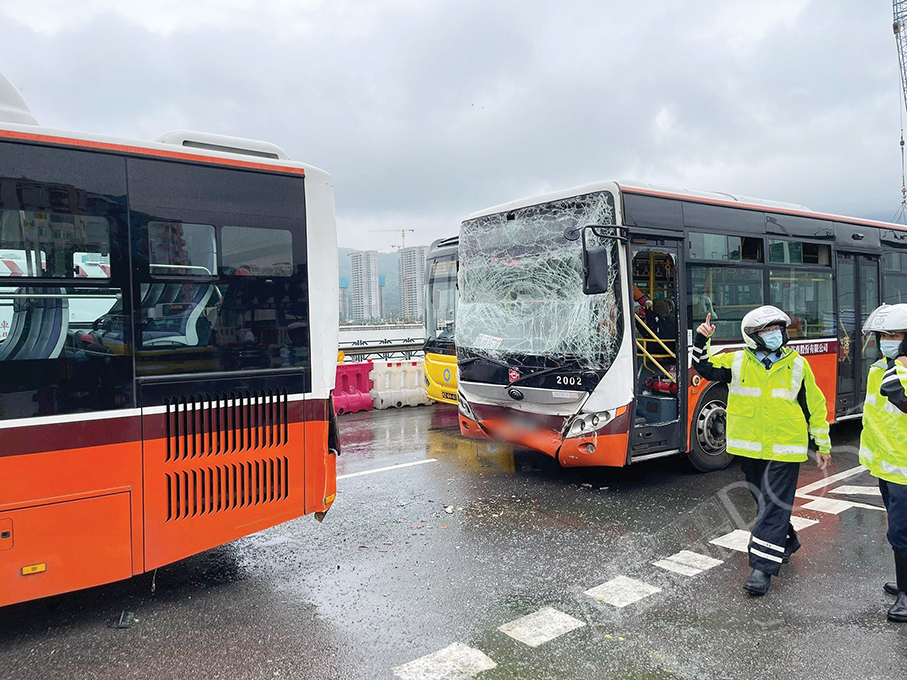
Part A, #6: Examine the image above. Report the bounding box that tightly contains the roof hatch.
[155,130,289,160]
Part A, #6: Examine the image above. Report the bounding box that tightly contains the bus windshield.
[456,191,623,370]
[425,255,457,347]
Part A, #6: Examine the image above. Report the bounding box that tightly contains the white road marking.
[249,535,292,548]
[585,575,661,607]
[796,465,866,496]
[338,458,438,480]
[653,550,723,576]
[795,465,884,511]
[393,642,496,680]
[497,606,585,647]
[652,559,701,576]
[790,515,819,531]
[800,497,855,515]
[829,485,882,497]
[710,529,751,553]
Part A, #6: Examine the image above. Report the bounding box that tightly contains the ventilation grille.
[166,457,289,521]
[165,390,289,461]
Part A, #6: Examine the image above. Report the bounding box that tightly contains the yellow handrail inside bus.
[635,340,677,382]
[634,316,676,359]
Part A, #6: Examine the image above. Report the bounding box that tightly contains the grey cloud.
[0,0,902,250]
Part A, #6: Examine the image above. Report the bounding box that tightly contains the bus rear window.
[221,226,293,277]
[0,210,110,278]
[149,222,216,277]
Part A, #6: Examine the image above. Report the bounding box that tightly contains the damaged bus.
[456,181,907,471]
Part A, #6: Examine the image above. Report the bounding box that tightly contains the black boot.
[884,582,900,596]
[744,569,771,596]
[889,550,907,623]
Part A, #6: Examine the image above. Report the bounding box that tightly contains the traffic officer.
[693,305,831,596]
[859,303,907,623]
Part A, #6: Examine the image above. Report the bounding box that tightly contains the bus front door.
[835,252,881,418]
[629,242,685,460]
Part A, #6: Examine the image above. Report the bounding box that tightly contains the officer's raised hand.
[697,313,715,338]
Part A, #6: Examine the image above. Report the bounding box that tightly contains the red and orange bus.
[0,73,339,607]
[455,181,907,471]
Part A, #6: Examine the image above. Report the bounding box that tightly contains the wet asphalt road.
[0,404,905,679]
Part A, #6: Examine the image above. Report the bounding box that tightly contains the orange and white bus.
[455,181,907,471]
[0,72,339,607]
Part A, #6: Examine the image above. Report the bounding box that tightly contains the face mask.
[760,329,783,352]
[881,339,903,359]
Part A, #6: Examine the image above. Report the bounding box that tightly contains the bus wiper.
[459,355,512,369]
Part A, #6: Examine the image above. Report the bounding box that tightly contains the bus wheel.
[689,386,731,472]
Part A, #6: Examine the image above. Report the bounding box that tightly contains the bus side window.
[883,251,907,304]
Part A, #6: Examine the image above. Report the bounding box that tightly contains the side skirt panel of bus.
[0,416,144,608]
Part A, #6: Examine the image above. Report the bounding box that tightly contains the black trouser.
[880,478,907,551]
[741,458,800,576]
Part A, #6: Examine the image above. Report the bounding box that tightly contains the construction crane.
[892,1,907,222]
[370,228,415,251]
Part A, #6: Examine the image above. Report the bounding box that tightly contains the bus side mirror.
[582,229,611,295]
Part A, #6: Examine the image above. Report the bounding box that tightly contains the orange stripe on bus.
[623,187,907,232]
[0,128,305,176]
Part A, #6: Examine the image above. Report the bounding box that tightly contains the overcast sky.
[0,1,902,250]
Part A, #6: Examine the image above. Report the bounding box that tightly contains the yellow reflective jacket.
[860,359,907,485]
[693,338,830,462]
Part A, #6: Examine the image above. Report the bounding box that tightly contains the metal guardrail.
[339,341,425,361]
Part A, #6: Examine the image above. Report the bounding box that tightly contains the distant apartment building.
[397,245,428,320]
[338,277,351,321]
[349,250,381,321]
[378,274,386,319]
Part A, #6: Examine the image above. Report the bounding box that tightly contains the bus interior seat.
[142,283,183,310]
[0,288,69,361]
[142,284,216,346]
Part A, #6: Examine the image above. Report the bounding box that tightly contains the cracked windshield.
[457,191,622,369]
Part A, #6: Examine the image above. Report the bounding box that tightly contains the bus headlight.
[567,410,613,437]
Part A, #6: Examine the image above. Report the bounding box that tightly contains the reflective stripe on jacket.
[693,335,830,462]
[861,360,907,486]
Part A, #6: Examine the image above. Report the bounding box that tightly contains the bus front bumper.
[458,401,631,467]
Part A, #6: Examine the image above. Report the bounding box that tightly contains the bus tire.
[688,385,732,472]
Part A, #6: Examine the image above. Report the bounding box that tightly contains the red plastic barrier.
[333,361,374,415]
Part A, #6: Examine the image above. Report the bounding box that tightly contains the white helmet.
[863,303,907,357]
[741,305,791,350]
[863,303,907,334]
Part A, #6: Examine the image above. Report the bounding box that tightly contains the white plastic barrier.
[369,360,432,409]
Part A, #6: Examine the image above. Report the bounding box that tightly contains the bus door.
[629,240,685,459]
[835,252,881,417]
